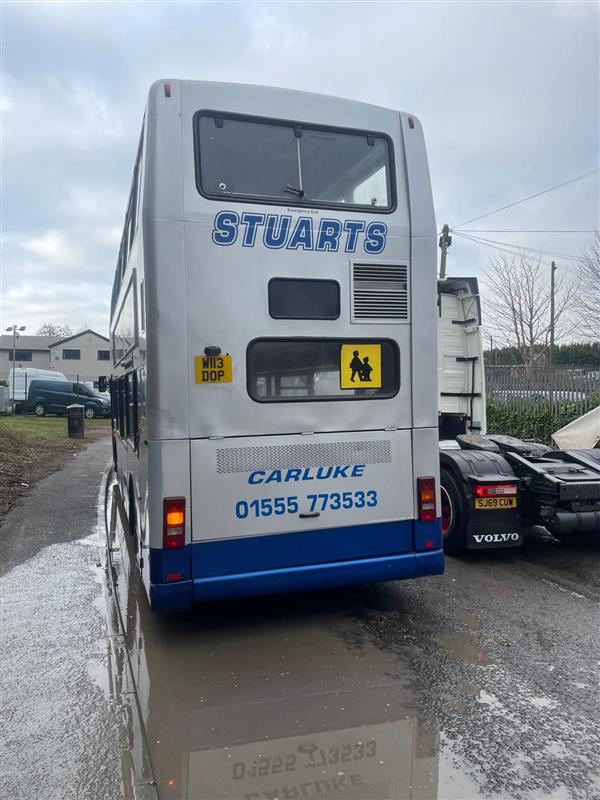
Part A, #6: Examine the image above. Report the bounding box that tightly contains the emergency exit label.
[195,354,233,384]
[340,344,382,389]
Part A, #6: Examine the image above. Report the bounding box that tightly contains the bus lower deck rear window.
[247,339,399,402]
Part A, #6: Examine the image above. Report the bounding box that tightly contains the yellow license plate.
[195,354,233,384]
[475,497,517,510]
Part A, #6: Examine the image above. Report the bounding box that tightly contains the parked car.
[81,380,111,403]
[26,380,111,419]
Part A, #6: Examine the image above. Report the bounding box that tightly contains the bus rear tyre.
[34,403,46,417]
[440,467,467,555]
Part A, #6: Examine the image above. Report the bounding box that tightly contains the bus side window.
[118,378,126,438]
[127,372,139,452]
[109,379,116,422]
[123,377,131,439]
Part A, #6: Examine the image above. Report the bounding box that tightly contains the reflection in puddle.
[103,481,443,800]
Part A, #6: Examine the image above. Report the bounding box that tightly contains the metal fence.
[485,364,600,418]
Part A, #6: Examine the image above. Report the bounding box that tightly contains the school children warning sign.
[340,344,382,389]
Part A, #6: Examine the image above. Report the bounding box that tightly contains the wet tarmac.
[0,440,125,800]
[1,449,599,800]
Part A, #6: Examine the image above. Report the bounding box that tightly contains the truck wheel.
[34,402,46,417]
[440,467,467,554]
[84,406,96,419]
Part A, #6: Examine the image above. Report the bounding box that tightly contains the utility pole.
[549,261,557,417]
[438,224,452,280]
[5,324,26,409]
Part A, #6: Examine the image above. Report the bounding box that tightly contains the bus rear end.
[144,80,441,611]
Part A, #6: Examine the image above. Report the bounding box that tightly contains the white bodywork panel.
[438,280,486,434]
[552,405,600,450]
[190,430,414,541]
[140,80,438,443]
[111,80,440,557]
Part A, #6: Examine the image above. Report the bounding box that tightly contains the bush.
[486,395,600,445]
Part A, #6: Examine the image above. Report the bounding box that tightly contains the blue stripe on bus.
[149,545,191,584]
[191,550,444,603]
[150,580,193,612]
[147,519,444,611]
[414,518,443,551]
[192,519,414,577]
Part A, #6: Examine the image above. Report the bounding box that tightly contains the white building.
[0,329,110,384]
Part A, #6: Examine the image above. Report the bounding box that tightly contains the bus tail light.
[474,483,518,498]
[417,477,437,523]
[163,498,185,549]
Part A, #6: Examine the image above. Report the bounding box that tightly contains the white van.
[8,368,67,410]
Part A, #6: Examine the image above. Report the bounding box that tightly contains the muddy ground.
[0,416,110,520]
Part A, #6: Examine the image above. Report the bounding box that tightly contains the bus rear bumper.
[193,549,444,602]
[150,580,194,613]
[148,549,444,611]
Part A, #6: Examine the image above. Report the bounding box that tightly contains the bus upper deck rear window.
[196,113,393,211]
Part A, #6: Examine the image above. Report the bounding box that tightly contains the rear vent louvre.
[351,262,409,322]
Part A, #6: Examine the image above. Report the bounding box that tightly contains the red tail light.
[474,483,518,498]
[163,497,185,549]
[417,476,437,523]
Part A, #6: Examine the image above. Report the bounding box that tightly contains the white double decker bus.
[109,80,442,612]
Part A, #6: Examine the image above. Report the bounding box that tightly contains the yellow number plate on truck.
[195,354,233,384]
[475,497,517,510]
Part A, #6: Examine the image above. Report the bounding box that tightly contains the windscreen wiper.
[285,184,305,198]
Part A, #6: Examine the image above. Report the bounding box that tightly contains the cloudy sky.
[2,0,598,337]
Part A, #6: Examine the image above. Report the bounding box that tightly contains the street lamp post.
[6,324,26,410]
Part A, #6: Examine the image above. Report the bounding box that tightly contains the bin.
[67,404,85,439]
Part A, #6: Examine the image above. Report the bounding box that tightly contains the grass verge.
[0,415,110,522]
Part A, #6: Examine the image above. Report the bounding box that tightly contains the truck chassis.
[440,434,600,553]
[437,277,600,553]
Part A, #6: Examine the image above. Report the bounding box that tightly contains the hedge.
[486,396,600,445]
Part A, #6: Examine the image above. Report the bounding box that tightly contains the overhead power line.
[453,231,577,260]
[459,229,597,234]
[453,231,578,267]
[453,232,558,267]
[452,168,600,229]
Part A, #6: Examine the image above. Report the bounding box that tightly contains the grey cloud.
[1,1,598,335]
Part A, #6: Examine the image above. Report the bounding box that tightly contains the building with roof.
[0,329,110,384]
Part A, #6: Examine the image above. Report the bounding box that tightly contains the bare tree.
[482,252,578,373]
[36,322,73,337]
[576,233,600,341]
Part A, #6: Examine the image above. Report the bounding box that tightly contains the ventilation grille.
[352,262,409,321]
[216,440,392,474]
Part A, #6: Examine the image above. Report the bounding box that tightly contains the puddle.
[103,480,450,800]
[101,478,600,800]
[454,607,481,632]
[432,631,492,666]
[527,695,558,710]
